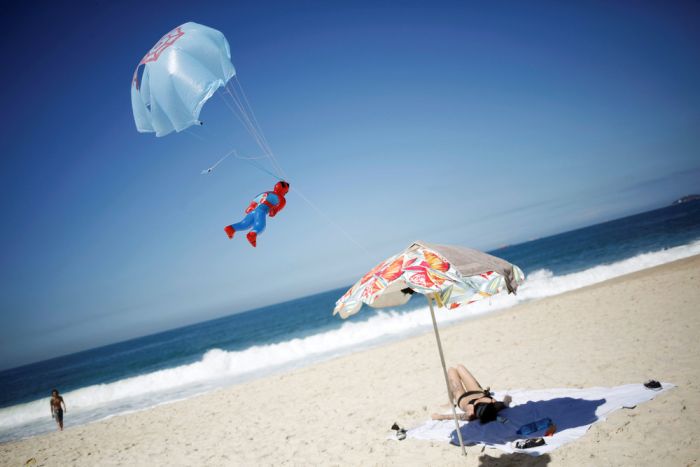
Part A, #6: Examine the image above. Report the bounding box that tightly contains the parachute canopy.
[131,22,236,137]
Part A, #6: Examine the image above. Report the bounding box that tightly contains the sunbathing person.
[431,364,510,424]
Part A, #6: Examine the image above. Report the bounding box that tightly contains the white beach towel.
[406,383,674,455]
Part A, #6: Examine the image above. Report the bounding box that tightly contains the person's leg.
[455,364,483,392]
[447,367,467,403]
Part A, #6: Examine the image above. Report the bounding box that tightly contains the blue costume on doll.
[224,181,289,247]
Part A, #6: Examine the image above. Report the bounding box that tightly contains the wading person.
[50,389,67,431]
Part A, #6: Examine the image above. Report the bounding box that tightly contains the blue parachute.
[131,22,236,137]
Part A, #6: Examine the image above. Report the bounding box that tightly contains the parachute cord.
[217,91,270,162]
[221,85,270,159]
[225,86,284,178]
[291,186,370,255]
[227,83,274,158]
[236,155,284,181]
[235,154,269,161]
[231,77,287,179]
[224,80,287,179]
[212,148,237,168]
[225,81,273,155]
[218,87,285,180]
[184,128,208,142]
[199,147,237,174]
[232,78,269,150]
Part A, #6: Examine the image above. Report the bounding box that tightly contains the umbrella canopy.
[334,240,525,318]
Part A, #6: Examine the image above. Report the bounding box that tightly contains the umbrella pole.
[427,294,467,456]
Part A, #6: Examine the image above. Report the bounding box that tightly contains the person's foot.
[224,225,235,239]
[246,231,257,247]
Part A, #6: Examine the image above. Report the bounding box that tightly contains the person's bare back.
[50,389,66,431]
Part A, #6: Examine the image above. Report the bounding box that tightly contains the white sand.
[3,256,700,466]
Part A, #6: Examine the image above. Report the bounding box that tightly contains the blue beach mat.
[406,383,673,455]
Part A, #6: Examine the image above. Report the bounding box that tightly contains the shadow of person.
[478,452,552,467]
[451,397,606,447]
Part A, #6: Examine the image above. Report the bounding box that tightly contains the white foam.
[516,239,700,301]
[2,240,699,441]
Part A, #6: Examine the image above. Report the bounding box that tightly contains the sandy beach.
[2,255,699,466]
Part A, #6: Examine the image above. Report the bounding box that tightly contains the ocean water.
[1,201,699,442]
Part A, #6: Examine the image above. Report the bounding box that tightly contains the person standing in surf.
[50,389,67,431]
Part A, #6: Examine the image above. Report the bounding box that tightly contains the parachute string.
[221,85,269,155]
[223,88,268,154]
[232,78,270,150]
[217,91,270,161]
[224,79,287,179]
[212,148,236,168]
[236,155,284,181]
[227,84,274,157]
[291,186,370,254]
[184,128,208,142]
[235,154,268,161]
[201,147,237,174]
[219,88,284,180]
[231,77,287,178]
[225,85,285,179]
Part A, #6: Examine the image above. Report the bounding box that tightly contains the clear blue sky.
[1,1,698,369]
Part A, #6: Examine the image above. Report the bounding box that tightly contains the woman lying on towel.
[431,364,511,424]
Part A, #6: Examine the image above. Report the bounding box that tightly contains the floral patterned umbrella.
[333,240,525,455]
[334,240,524,318]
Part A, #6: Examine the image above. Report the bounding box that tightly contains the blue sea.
[1,201,700,443]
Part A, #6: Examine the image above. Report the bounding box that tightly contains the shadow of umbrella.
[479,452,553,467]
[450,397,605,447]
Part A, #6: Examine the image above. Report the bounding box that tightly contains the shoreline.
[2,255,700,465]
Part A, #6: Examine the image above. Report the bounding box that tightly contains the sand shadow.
[478,452,552,466]
[450,397,605,448]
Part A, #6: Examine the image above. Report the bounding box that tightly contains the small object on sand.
[516,417,553,436]
[515,437,545,449]
[644,380,662,390]
[391,422,407,440]
[544,423,557,436]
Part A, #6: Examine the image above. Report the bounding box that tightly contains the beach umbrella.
[334,240,525,455]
